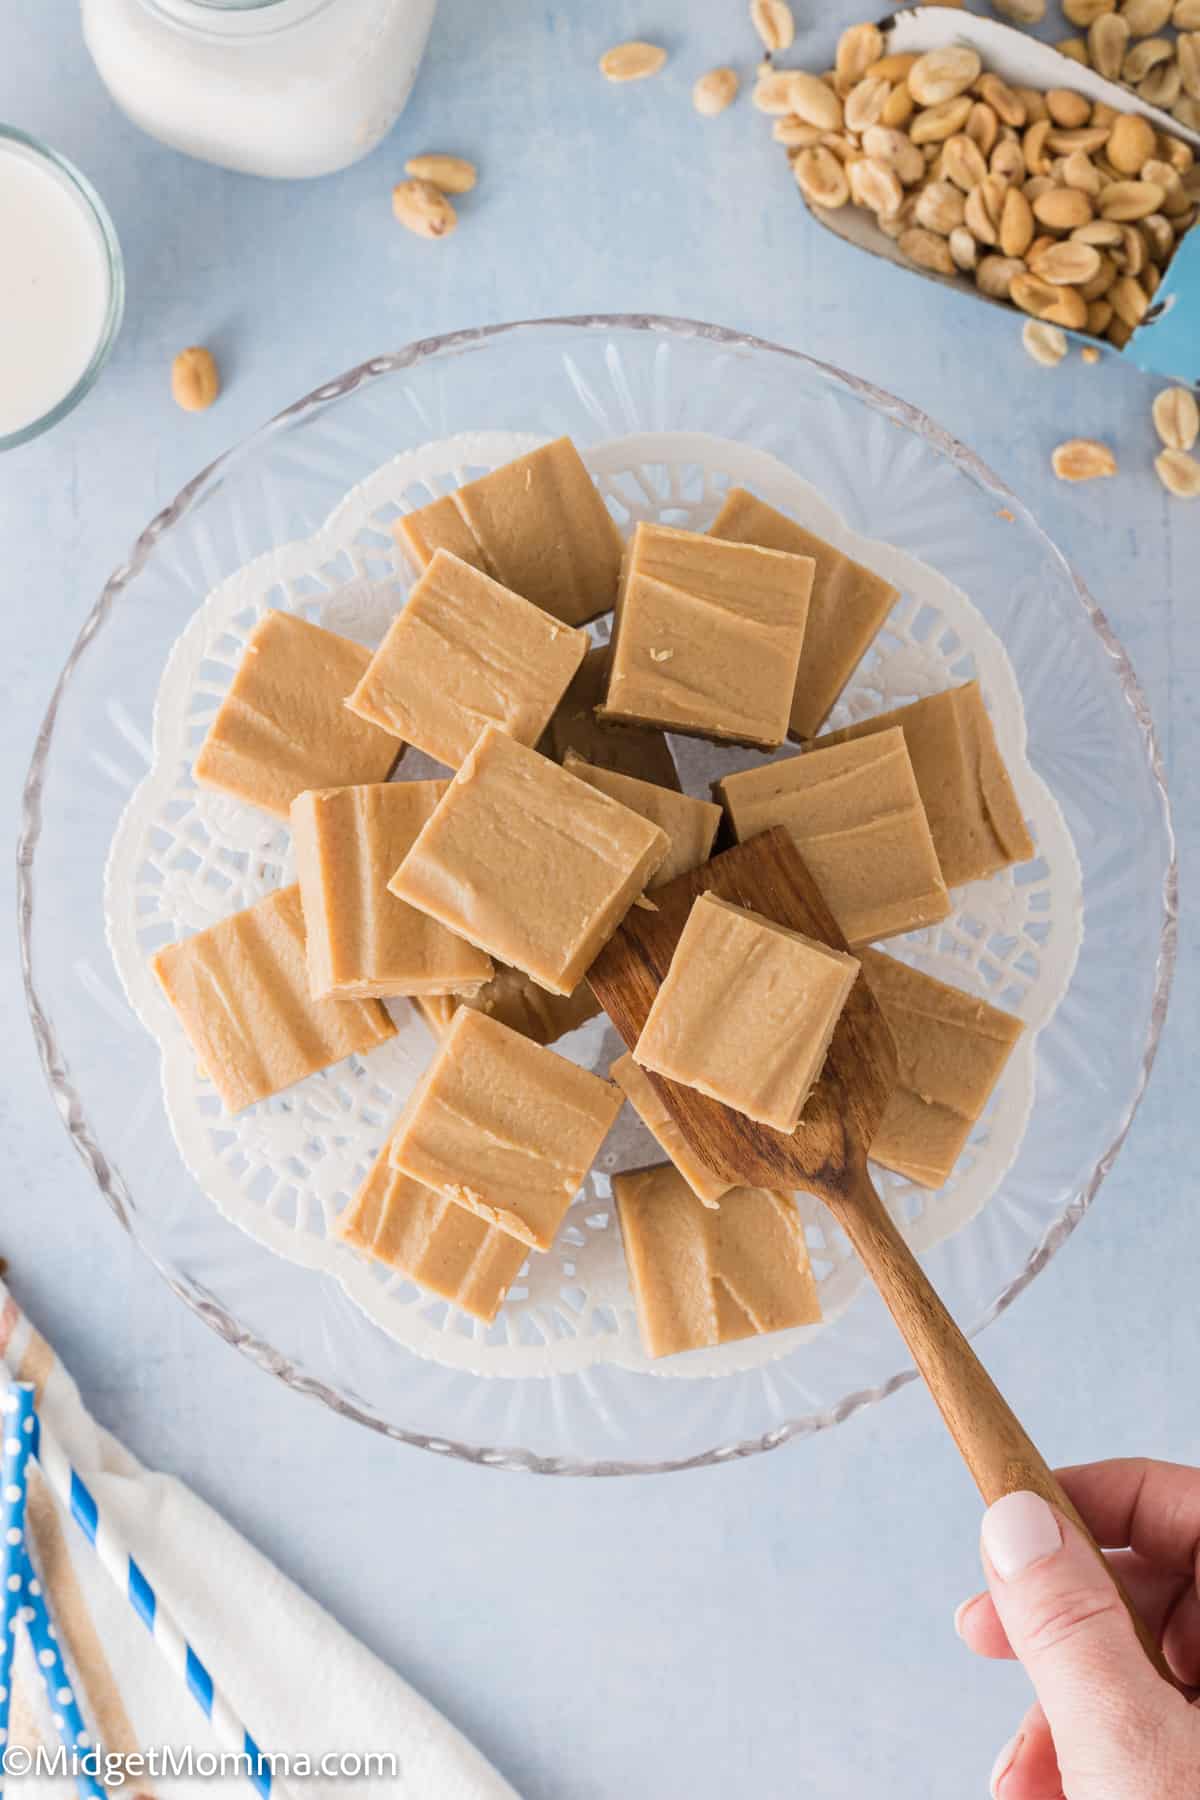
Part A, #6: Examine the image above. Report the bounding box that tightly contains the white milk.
[83,0,438,180]
[0,139,115,441]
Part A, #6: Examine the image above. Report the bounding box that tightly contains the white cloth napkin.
[0,1282,518,1800]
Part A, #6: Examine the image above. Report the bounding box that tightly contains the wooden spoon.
[589,826,1167,1677]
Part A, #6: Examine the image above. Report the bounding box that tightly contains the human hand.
[957,1461,1200,1798]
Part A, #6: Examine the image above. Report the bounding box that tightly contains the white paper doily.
[105,430,1082,1381]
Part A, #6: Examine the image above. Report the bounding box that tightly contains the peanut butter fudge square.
[615,1164,821,1359]
[634,894,860,1134]
[389,1008,624,1250]
[715,728,951,948]
[389,724,669,997]
[346,549,588,768]
[708,488,897,740]
[393,437,624,628]
[815,681,1034,888]
[610,1053,734,1208]
[598,523,814,750]
[151,885,395,1114]
[339,1125,528,1323]
[563,753,721,888]
[193,611,400,820]
[538,644,680,791]
[415,965,600,1047]
[861,948,1023,1189]
[291,782,493,1000]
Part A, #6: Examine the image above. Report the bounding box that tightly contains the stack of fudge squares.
[151,436,1031,1364]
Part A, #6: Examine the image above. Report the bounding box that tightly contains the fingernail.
[989,1731,1022,1799]
[954,1595,981,1639]
[982,1491,1063,1581]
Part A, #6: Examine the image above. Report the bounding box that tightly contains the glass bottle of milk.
[82,0,438,180]
[0,128,124,449]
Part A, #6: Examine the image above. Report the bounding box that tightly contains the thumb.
[981,1491,1176,1796]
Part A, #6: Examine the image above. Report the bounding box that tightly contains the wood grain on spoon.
[588,827,1172,1683]
[588,827,897,1191]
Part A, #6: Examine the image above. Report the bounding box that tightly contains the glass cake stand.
[19,317,1176,1474]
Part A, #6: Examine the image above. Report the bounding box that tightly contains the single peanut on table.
[694,68,739,115]
[1052,438,1119,480]
[404,154,477,194]
[1152,385,1200,449]
[172,347,219,412]
[392,178,457,239]
[751,0,796,55]
[599,42,667,82]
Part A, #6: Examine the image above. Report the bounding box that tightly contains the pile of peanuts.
[761,22,1199,347]
[1048,0,1200,133]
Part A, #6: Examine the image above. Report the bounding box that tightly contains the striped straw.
[27,1408,291,1800]
[0,1383,37,1781]
[16,1548,106,1800]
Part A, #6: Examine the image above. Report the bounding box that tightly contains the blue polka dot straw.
[0,1382,36,1772]
[15,1548,105,1800]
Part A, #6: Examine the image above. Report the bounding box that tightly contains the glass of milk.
[0,127,124,451]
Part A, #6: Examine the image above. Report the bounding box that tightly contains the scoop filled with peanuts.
[761,20,1199,350]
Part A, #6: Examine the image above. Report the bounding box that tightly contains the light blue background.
[2,4,1197,1795]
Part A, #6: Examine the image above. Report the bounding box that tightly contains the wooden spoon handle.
[835,1160,1170,1682]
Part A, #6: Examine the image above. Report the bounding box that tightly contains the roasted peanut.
[1033,186,1096,228]
[693,68,740,115]
[600,41,667,80]
[1155,448,1200,494]
[1100,177,1167,217]
[793,144,851,206]
[966,100,1001,156]
[979,72,1027,126]
[404,153,477,193]
[949,224,979,268]
[171,346,219,411]
[1052,438,1118,479]
[1011,270,1089,326]
[1022,319,1069,363]
[849,156,905,215]
[751,0,795,53]
[938,132,987,189]
[910,97,975,143]
[915,178,966,233]
[835,21,883,87]
[391,178,457,238]
[1108,113,1157,174]
[788,71,845,130]
[845,76,893,134]
[1030,238,1104,281]
[754,70,803,114]
[1121,0,1174,31]
[1110,271,1151,322]
[977,253,1027,297]
[1089,12,1132,77]
[1123,36,1175,83]
[1047,88,1092,127]
[896,225,955,272]
[1000,185,1037,254]
[908,46,982,106]
[1151,383,1200,442]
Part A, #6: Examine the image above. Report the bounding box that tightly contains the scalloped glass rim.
[18,315,1177,1476]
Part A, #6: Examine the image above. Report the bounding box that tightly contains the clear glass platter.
[19,316,1176,1474]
